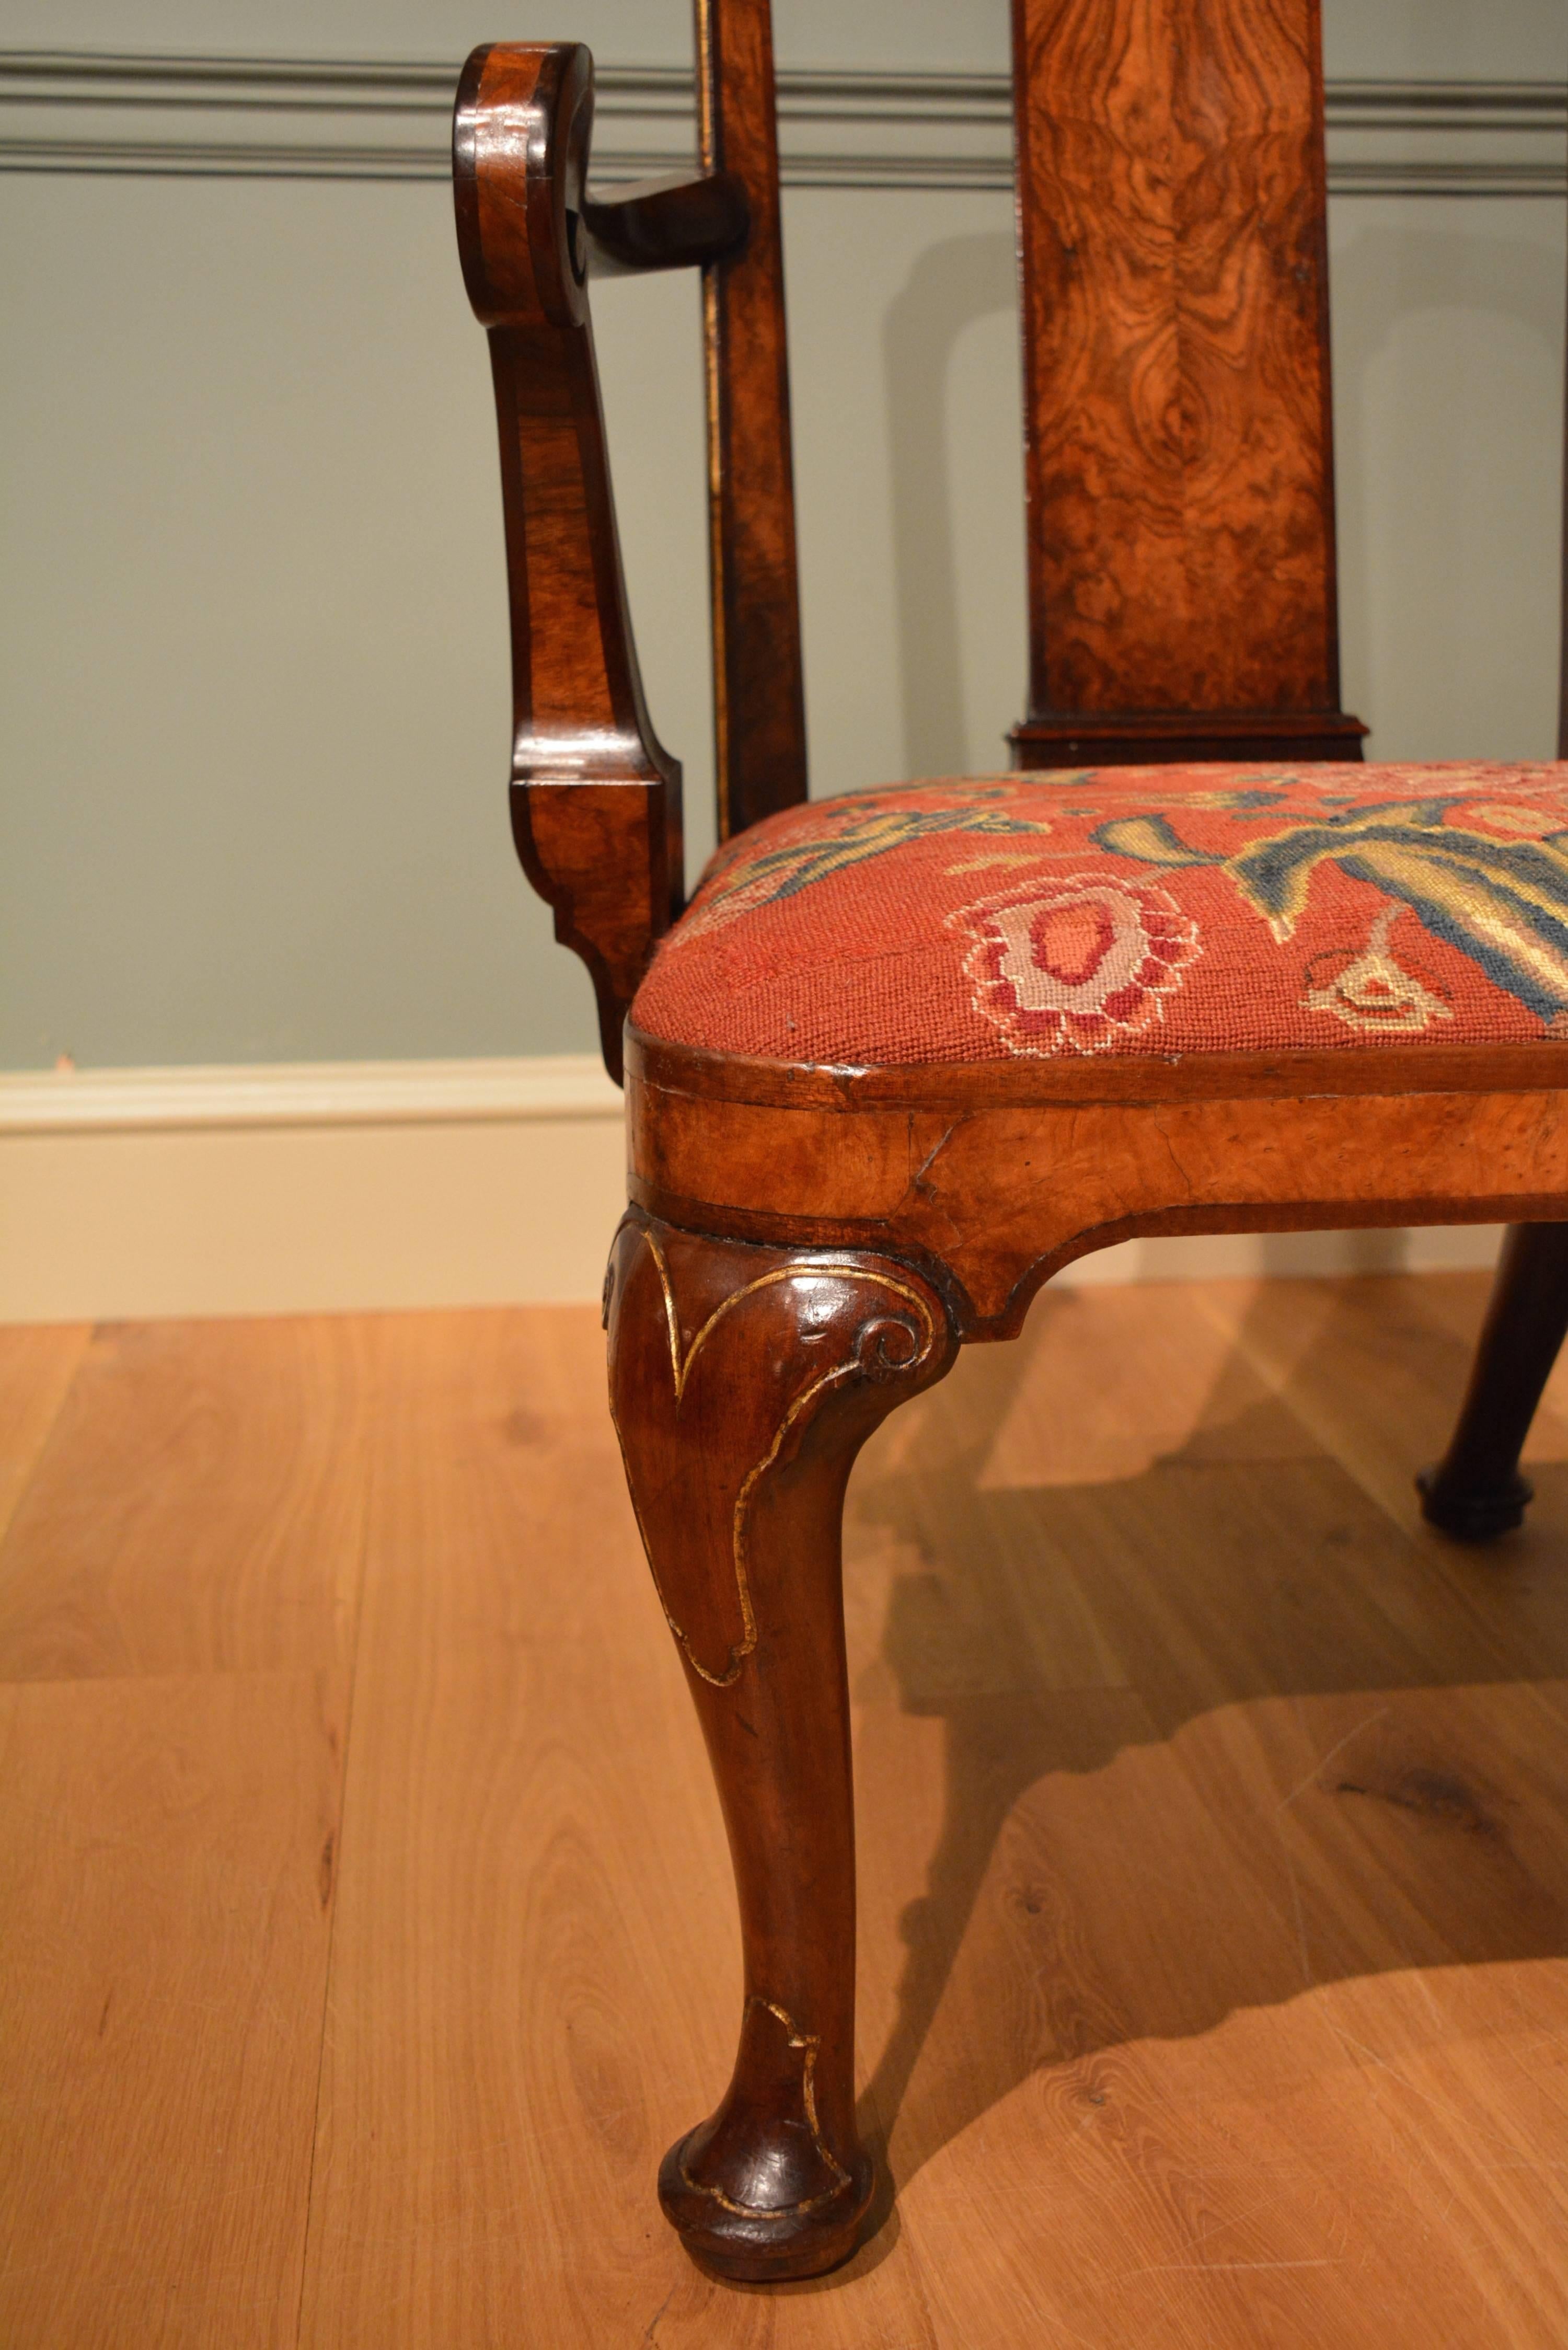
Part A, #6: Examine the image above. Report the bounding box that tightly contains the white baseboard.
[0,1055,626,1323]
[0,1055,1505,1324]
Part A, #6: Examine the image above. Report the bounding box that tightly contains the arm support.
[455,44,725,1079]
[583,170,748,275]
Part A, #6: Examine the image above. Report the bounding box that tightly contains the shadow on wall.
[1329,218,1565,766]
[878,216,1566,786]
[1261,1226,1413,1277]
[883,232,1019,778]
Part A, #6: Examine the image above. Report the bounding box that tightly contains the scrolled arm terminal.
[455,43,742,1078]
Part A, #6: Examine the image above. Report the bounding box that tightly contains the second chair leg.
[604,1207,958,2281]
[1419,1221,1568,1540]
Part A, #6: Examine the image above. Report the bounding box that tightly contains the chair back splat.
[1010,0,1367,767]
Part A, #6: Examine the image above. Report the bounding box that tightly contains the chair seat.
[631,761,1568,1066]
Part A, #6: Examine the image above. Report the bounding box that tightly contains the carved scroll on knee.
[604,1209,957,1686]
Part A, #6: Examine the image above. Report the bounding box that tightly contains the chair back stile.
[695,0,810,838]
[1560,236,1568,762]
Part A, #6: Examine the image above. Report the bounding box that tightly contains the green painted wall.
[2,1,1563,1067]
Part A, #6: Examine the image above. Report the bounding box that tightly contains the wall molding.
[0,1052,1504,1324]
[0,1053,630,1323]
[0,1053,622,1134]
[1,51,1562,196]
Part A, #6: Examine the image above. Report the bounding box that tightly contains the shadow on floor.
[840,1270,1568,2225]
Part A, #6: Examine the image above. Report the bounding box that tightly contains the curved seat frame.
[456,5,1568,2282]
[627,1028,1568,1342]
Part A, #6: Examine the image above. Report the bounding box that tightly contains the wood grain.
[1012,0,1354,742]
[299,1631,726,2349]
[0,1668,346,2350]
[437,0,1568,2300]
[1420,1224,1568,1538]
[1194,1272,1538,1537]
[4,1296,1568,2340]
[1012,708,1368,766]
[1196,1271,1568,1683]
[297,1301,939,2342]
[0,1321,89,1543]
[875,1684,1568,2348]
[453,22,808,1072]
[455,43,685,1078]
[0,1315,375,1680]
[695,0,810,838]
[845,1307,1568,2344]
[626,1049,1568,1335]
[606,1212,958,2278]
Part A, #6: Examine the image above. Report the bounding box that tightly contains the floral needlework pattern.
[1299,906,1454,1035]
[675,786,1061,942]
[955,874,1202,1056]
[1090,796,1568,1025]
[629,762,1568,1067]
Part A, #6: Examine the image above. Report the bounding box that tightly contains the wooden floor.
[3,1270,1567,2346]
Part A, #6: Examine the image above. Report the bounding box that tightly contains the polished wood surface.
[0,1315,374,1679]
[453,0,1567,2281]
[5,1291,1568,2342]
[626,1027,1568,1339]
[454,18,807,1077]
[1421,1223,1568,1539]
[0,1322,88,1540]
[1010,0,1364,765]
[606,1213,958,2276]
[694,0,810,837]
[455,42,685,1078]
[0,1315,358,2348]
[581,168,748,276]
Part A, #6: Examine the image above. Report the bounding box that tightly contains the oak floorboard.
[844,1312,1568,2348]
[297,1307,940,2349]
[1191,1270,1568,1528]
[843,1281,1321,1702]
[1196,1274,1568,1690]
[5,1282,1566,2344]
[0,1321,91,1542]
[1383,1266,1568,1462]
[881,1683,1568,2348]
[0,1315,378,1680]
[0,1668,347,2350]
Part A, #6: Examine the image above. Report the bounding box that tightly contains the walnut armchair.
[455,2,1568,2283]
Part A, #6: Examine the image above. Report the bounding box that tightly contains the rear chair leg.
[1418,1222,1568,1540]
[605,1208,957,2281]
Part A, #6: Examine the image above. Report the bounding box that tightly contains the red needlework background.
[629,763,1568,1067]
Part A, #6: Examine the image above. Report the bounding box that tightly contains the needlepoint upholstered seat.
[633,766,1568,1065]
[456,0,1568,2289]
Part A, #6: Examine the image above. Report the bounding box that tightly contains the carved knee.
[604,1207,957,2278]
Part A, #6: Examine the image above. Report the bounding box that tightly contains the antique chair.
[454,1,1568,2282]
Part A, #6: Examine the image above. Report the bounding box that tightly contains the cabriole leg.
[604,1207,958,2280]
[1419,1222,1568,1540]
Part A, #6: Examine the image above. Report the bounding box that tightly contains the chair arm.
[582,171,748,275]
[455,44,719,1080]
